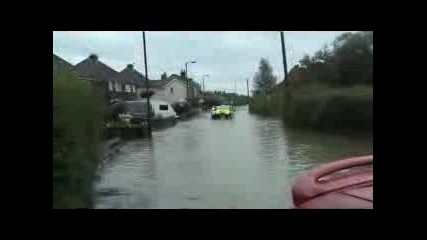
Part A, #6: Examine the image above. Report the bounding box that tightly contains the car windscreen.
[218,106,230,110]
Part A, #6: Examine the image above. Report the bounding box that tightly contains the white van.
[150,99,177,120]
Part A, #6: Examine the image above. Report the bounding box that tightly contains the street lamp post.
[185,60,196,99]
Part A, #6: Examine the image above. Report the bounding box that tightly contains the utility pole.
[246,78,250,104]
[185,60,196,100]
[280,31,289,87]
[185,63,189,99]
[142,31,152,137]
[202,74,209,92]
[246,78,250,98]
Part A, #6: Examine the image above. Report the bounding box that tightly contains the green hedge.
[248,90,284,116]
[53,70,103,208]
[249,84,373,133]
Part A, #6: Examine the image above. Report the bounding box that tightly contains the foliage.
[171,101,191,115]
[299,54,311,67]
[293,31,373,87]
[203,95,223,107]
[53,70,103,208]
[204,91,250,107]
[253,58,277,93]
[249,31,374,134]
[250,31,373,132]
[105,101,127,122]
[249,89,284,116]
[249,83,372,132]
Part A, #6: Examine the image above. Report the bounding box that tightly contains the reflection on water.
[285,127,373,181]
[95,106,372,209]
[95,139,156,209]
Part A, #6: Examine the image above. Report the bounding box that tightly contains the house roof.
[53,54,74,72]
[160,74,201,90]
[168,74,181,80]
[116,64,147,86]
[52,54,201,91]
[149,79,172,89]
[73,54,119,82]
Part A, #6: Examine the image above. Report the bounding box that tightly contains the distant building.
[138,74,201,104]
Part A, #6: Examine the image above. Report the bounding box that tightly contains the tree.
[295,31,373,86]
[333,32,354,49]
[253,58,277,94]
[299,54,311,67]
[313,44,331,63]
[331,31,373,86]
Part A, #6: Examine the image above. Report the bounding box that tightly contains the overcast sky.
[53,31,351,95]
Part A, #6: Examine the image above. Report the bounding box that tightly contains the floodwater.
[95,106,373,209]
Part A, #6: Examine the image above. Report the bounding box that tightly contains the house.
[72,54,139,101]
[53,53,74,73]
[115,64,145,98]
[138,73,201,104]
[53,52,201,104]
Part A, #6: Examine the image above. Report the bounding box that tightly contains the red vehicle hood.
[292,155,373,209]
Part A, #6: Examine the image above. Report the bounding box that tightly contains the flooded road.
[95,106,373,209]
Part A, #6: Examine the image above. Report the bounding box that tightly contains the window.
[159,104,169,111]
[112,82,116,92]
[170,87,173,94]
[115,82,121,92]
[108,81,113,91]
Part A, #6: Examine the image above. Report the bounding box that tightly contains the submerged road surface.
[95,106,372,209]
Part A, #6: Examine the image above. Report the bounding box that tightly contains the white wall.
[137,79,194,104]
[151,89,167,102]
[164,79,187,103]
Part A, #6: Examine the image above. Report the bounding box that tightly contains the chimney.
[127,64,134,70]
[89,54,98,62]
[161,72,167,80]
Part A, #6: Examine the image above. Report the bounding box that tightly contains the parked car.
[119,100,154,125]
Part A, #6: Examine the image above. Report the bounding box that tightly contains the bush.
[250,83,373,133]
[283,84,373,132]
[249,88,284,116]
[53,70,103,208]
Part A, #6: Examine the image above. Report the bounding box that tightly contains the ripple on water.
[95,109,371,209]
